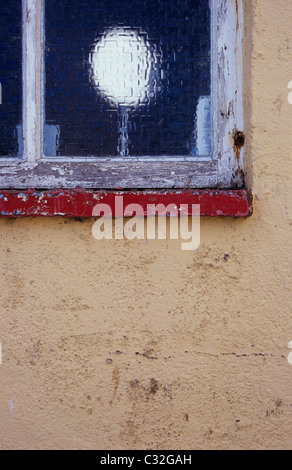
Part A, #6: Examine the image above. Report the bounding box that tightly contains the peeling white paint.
[17,193,28,202]
[216,0,245,186]
[23,0,37,163]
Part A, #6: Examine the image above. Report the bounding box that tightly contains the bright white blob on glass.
[90,27,151,107]
[89,27,159,156]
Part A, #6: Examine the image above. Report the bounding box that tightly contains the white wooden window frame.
[0,0,244,189]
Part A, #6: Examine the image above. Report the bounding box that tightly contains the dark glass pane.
[0,1,23,157]
[45,0,211,157]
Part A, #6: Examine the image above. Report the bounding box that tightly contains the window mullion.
[23,0,40,163]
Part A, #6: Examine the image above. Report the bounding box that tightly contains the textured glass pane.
[44,0,211,157]
[0,1,22,157]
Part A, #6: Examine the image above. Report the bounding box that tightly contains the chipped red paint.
[0,189,253,218]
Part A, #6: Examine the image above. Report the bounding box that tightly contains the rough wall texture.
[0,0,292,449]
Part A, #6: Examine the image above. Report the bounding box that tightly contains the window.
[0,1,22,158]
[45,0,211,159]
[0,0,247,199]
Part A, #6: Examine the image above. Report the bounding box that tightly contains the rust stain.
[233,130,245,156]
[233,129,245,169]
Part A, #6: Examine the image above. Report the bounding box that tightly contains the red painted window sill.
[0,189,253,218]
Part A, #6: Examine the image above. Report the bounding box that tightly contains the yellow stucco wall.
[0,0,292,450]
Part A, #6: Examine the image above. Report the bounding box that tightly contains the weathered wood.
[0,159,218,189]
[0,189,253,218]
